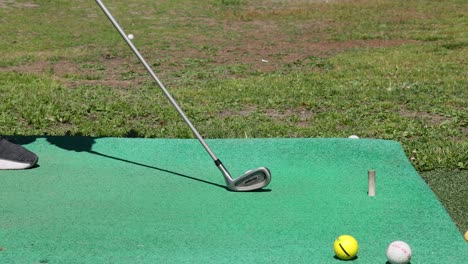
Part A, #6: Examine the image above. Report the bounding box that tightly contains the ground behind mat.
[1,137,467,263]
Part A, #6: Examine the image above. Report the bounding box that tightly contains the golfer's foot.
[0,137,38,170]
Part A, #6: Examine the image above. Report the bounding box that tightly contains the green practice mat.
[1,137,467,263]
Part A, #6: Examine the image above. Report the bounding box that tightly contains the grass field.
[0,0,467,232]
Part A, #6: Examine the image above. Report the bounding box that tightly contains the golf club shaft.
[95,0,230,177]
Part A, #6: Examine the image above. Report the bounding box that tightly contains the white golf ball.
[128,34,134,40]
[348,135,359,139]
[386,241,412,264]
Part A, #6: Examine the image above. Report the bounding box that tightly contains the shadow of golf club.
[88,150,271,192]
[41,136,225,189]
[14,136,225,189]
[13,136,271,192]
[44,136,272,192]
[87,149,228,190]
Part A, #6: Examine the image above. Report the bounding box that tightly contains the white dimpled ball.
[386,241,412,264]
[128,34,134,40]
[348,135,359,139]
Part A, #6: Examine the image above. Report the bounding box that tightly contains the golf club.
[95,0,271,191]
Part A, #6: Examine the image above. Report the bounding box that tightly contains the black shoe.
[0,137,38,170]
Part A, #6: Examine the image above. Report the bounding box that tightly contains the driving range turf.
[1,0,467,262]
[1,137,467,263]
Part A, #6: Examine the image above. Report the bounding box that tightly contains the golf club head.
[228,167,271,192]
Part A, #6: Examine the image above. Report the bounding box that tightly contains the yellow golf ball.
[464,230,468,242]
[334,235,359,260]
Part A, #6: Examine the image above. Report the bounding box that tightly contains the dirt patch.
[214,38,413,73]
[0,0,39,8]
[266,107,314,127]
[1,1,416,88]
[156,14,417,76]
[218,105,257,118]
[398,107,449,126]
[2,57,136,88]
[1,36,413,89]
[218,105,314,126]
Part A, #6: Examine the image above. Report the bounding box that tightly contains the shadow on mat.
[88,150,227,190]
[12,136,227,190]
[333,255,358,261]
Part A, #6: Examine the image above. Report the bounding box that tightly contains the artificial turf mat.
[1,137,467,263]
